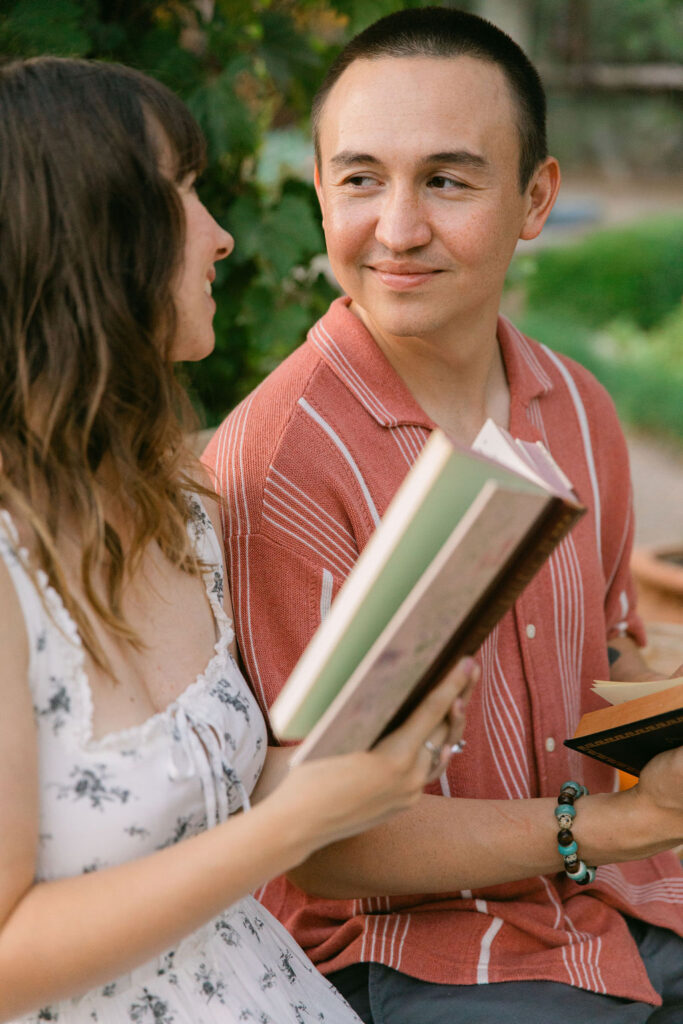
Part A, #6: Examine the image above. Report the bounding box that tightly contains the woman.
[0,57,476,1022]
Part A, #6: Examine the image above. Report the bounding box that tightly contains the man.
[203,8,683,1023]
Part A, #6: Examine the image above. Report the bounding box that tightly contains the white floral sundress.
[0,500,360,1024]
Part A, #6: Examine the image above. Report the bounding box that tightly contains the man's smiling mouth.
[368,262,443,290]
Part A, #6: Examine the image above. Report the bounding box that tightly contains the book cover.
[564,680,683,775]
[270,421,584,763]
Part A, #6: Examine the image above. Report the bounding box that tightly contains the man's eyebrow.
[426,150,489,169]
[329,151,381,169]
[328,150,490,170]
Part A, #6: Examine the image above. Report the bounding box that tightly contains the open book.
[564,677,683,775]
[270,419,585,764]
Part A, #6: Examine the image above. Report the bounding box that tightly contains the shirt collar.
[309,297,552,430]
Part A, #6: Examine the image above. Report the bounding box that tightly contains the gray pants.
[329,918,683,1024]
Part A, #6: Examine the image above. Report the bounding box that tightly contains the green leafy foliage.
[586,0,683,63]
[187,61,259,169]
[522,218,683,330]
[534,0,683,63]
[0,0,349,422]
[594,306,683,373]
[519,308,683,441]
[0,0,91,55]
[516,219,683,440]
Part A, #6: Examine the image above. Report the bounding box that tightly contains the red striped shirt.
[203,297,683,1005]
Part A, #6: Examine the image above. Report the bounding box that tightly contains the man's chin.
[349,299,445,343]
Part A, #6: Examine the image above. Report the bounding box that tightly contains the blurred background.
[1,0,682,627]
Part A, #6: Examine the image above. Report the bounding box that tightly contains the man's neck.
[350,304,511,446]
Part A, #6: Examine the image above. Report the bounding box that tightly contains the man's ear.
[519,156,561,241]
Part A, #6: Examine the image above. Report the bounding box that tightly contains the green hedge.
[513,216,683,440]
[518,309,683,440]
[522,217,683,330]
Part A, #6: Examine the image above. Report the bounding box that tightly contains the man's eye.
[345,175,377,187]
[428,176,466,190]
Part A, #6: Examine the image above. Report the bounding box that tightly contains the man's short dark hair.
[312,6,547,191]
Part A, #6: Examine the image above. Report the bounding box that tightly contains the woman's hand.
[265,657,479,859]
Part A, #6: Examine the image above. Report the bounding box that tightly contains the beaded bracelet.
[554,780,597,886]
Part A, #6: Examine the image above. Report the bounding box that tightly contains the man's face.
[315,55,553,345]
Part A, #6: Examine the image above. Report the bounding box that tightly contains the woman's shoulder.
[0,524,30,678]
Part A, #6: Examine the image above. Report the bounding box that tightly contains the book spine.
[379,498,584,737]
[452,498,583,656]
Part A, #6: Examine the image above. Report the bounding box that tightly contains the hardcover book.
[270,419,585,764]
[564,678,683,776]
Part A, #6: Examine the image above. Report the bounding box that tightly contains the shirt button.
[526,623,536,639]
[545,737,556,752]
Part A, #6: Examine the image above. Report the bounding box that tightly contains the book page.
[592,676,683,705]
[471,420,542,481]
[471,420,557,491]
[472,419,577,502]
[517,441,576,500]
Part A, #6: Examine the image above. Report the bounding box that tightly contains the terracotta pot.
[631,545,683,625]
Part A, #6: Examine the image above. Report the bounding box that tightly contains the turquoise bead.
[558,839,578,856]
[557,781,594,884]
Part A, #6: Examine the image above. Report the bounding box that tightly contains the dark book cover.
[564,707,683,776]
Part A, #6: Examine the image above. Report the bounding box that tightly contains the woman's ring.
[450,739,467,755]
[424,739,442,774]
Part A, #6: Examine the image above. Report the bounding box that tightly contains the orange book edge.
[574,680,683,738]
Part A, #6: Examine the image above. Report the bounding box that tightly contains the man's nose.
[374,185,432,252]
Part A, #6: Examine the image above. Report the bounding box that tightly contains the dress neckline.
[0,502,235,750]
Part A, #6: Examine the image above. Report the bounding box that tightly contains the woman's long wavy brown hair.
[0,57,212,668]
